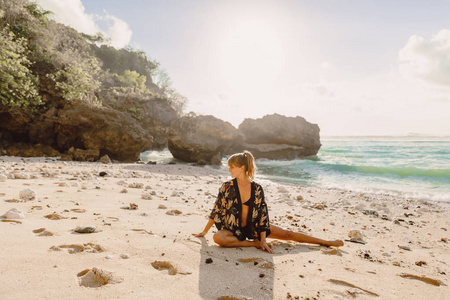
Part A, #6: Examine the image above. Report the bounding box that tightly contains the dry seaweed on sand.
[328,279,379,297]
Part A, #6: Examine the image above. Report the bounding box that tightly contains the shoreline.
[1,156,449,299]
[260,175,450,208]
[141,146,450,205]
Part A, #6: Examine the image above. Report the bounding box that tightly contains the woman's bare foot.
[322,240,344,247]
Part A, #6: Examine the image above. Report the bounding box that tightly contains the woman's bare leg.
[269,225,344,247]
[213,230,258,248]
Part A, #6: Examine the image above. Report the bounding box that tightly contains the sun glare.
[218,16,285,89]
[188,2,325,125]
[202,1,305,99]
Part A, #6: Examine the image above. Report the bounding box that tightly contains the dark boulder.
[236,114,321,158]
[225,143,312,160]
[168,115,243,164]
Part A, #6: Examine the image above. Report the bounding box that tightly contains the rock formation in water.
[167,115,243,165]
[167,113,321,164]
[232,113,321,159]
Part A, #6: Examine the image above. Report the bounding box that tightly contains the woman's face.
[228,164,245,178]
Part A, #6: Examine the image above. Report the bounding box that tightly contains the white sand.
[0,156,448,299]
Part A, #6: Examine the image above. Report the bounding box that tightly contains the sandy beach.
[0,156,448,299]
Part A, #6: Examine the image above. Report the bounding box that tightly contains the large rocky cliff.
[0,95,178,162]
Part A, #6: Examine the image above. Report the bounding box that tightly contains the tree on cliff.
[0,0,186,112]
[0,25,41,109]
[0,0,43,110]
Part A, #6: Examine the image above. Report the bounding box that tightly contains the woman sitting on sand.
[193,151,343,253]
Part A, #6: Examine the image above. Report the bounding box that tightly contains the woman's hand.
[192,231,206,237]
[255,240,274,254]
[193,219,214,238]
[260,241,274,254]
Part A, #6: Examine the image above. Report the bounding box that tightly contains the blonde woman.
[193,151,343,253]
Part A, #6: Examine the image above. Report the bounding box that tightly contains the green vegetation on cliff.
[0,0,185,112]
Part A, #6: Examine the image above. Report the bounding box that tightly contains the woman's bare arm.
[192,218,215,237]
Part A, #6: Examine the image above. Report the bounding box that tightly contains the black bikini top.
[242,185,255,207]
[234,179,254,207]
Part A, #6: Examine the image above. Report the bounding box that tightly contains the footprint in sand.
[166,209,182,216]
[151,261,178,275]
[237,258,274,269]
[73,226,98,233]
[33,228,54,236]
[77,268,122,288]
[120,203,138,210]
[328,279,379,297]
[399,274,442,286]
[1,219,22,224]
[151,261,191,276]
[50,243,105,254]
[44,213,68,220]
[4,199,24,203]
[321,247,342,256]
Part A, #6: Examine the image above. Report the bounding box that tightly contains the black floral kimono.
[209,178,271,241]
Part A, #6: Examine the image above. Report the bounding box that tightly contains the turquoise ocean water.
[256,136,450,203]
[141,136,450,203]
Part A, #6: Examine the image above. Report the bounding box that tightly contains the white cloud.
[399,29,450,86]
[36,0,97,34]
[35,0,132,48]
[96,12,132,49]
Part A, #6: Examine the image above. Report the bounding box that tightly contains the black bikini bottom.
[238,226,271,241]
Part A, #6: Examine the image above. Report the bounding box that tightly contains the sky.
[35,0,450,136]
